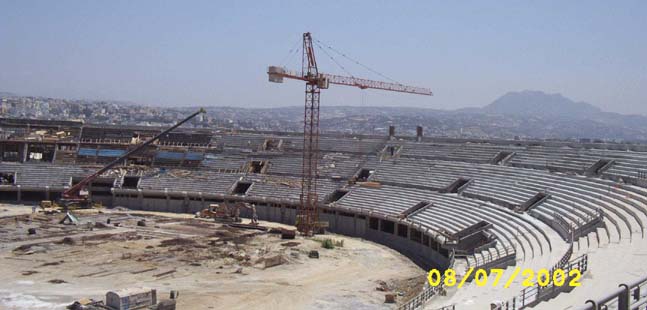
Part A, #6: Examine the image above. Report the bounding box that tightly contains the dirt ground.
[0,203,424,309]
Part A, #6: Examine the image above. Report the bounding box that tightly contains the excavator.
[40,108,206,212]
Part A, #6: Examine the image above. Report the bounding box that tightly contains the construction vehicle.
[38,200,62,214]
[42,108,206,211]
[197,203,233,221]
[197,201,258,225]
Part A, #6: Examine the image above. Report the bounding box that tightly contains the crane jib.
[63,108,205,199]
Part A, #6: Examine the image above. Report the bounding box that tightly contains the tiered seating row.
[0,162,91,188]
[334,185,552,261]
[250,154,364,178]
[394,140,647,183]
[367,158,647,245]
[242,174,342,202]
[138,171,242,194]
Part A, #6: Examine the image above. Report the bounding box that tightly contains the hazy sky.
[1,1,646,114]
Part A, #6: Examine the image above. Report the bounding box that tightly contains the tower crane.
[268,32,432,235]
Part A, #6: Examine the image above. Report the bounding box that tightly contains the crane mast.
[300,32,322,235]
[268,32,432,235]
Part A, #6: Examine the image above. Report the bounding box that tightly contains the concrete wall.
[114,195,209,214]
[322,212,367,237]
[364,224,449,270]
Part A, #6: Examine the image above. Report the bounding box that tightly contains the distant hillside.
[179,91,647,141]
[0,92,17,97]
[482,90,602,118]
[4,90,647,142]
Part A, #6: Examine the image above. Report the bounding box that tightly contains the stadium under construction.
[0,116,646,309]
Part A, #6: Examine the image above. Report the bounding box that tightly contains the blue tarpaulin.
[185,152,204,161]
[97,149,126,157]
[78,148,97,156]
[156,151,184,160]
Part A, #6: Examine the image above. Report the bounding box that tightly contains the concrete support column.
[388,125,395,140]
[334,211,339,230]
[407,227,422,244]
[164,189,170,212]
[353,214,357,236]
[52,145,58,163]
[45,186,50,201]
[16,185,21,203]
[182,192,189,213]
[138,189,143,209]
[22,144,28,163]
[416,126,423,142]
[395,223,408,238]
[87,184,92,202]
[110,188,115,208]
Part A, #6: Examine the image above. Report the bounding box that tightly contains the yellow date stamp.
[427,267,582,288]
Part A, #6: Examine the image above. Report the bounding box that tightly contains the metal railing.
[431,305,456,310]
[467,244,516,269]
[398,251,455,310]
[491,252,587,310]
[492,205,602,309]
[573,274,647,310]
[398,281,443,310]
[531,208,604,243]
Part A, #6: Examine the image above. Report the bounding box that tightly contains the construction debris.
[197,202,251,223]
[228,223,268,231]
[154,300,177,310]
[263,255,284,269]
[384,293,396,303]
[281,229,296,239]
[66,298,104,310]
[61,237,76,245]
[281,241,300,247]
[60,212,80,225]
[49,279,67,284]
[376,280,390,291]
[153,269,177,278]
[357,181,382,188]
[131,267,158,274]
[39,200,61,214]
[308,250,319,259]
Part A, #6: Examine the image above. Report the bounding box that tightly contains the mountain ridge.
[480,90,602,119]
